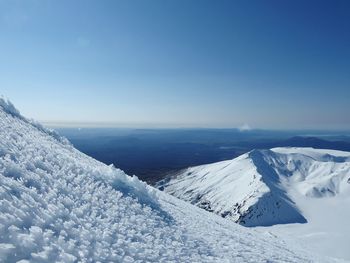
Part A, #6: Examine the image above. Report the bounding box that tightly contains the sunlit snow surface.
[0,98,332,262]
[159,145,350,261]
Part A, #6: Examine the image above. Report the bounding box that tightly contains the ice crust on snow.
[0,97,70,146]
[0,98,21,117]
[0,100,330,262]
[158,147,350,227]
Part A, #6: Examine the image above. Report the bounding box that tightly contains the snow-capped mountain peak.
[158,147,350,227]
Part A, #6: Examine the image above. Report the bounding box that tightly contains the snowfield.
[158,145,350,261]
[0,98,332,262]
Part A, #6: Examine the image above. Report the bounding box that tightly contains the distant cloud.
[238,123,251,132]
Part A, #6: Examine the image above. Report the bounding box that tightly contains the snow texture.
[0,99,332,262]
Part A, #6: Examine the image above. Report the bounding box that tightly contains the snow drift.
[0,98,329,262]
[158,147,350,227]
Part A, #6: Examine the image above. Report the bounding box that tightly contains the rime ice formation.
[0,98,331,262]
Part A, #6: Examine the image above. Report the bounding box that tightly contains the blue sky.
[0,0,349,129]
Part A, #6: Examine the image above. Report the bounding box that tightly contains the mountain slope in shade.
[157,147,350,227]
[0,98,327,262]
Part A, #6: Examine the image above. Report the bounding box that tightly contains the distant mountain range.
[251,136,350,151]
[62,127,350,184]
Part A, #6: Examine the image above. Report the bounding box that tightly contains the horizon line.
[42,121,350,133]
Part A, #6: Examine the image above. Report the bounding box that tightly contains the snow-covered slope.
[0,98,326,262]
[158,147,350,227]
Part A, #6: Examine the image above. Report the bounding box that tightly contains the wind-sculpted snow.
[158,147,350,227]
[0,101,328,262]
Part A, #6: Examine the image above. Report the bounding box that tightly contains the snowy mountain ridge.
[0,98,328,262]
[158,147,350,227]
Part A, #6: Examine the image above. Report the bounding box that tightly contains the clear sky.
[0,0,349,129]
